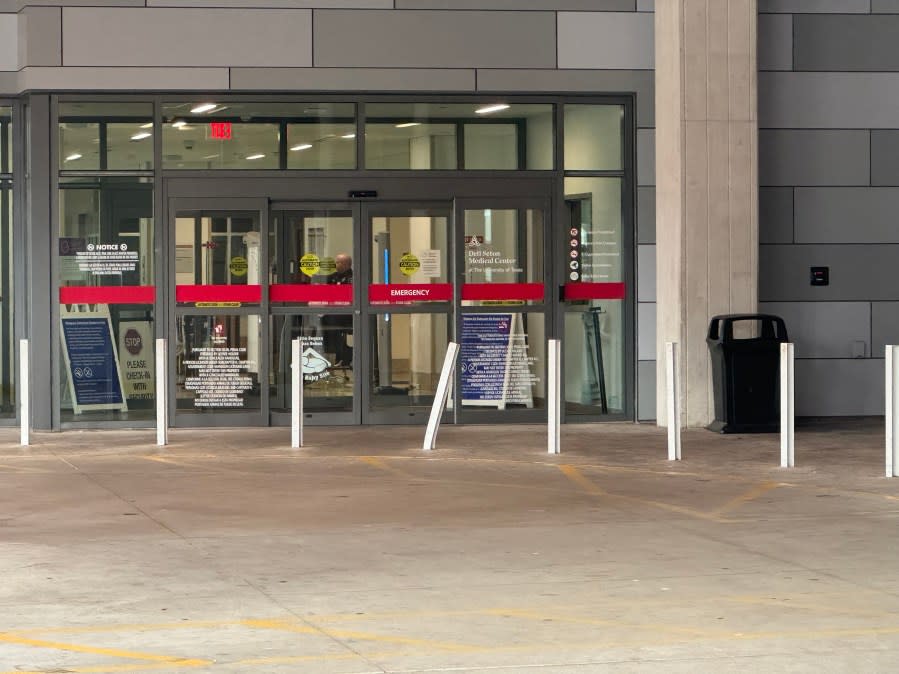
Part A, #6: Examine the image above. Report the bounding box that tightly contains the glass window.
[564,104,623,171]
[58,103,154,171]
[286,104,356,169]
[365,102,553,170]
[0,181,13,418]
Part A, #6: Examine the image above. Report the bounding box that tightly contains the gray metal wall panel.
[759,187,793,244]
[758,301,871,359]
[636,0,653,10]
[476,69,655,128]
[314,10,555,69]
[557,11,654,70]
[637,128,654,186]
[637,186,655,244]
[638,302,656,361]
[0,14,16,71]
[231,67,476,91]
[398,0,635,8]
[760,72,899,129]
[872,302,899,357]
[638,244,655,302]
[758,0,871,12]
[873,0,899,10]
[2,0,143,7]
[870,130,899,185]
[795,15,899,72]
[758,14,792,72]
[637,359,656,420]
[795,187,899,243]
[20,66,231,90]
[18,8,61,68]
[760,244,899,301]
[759,130,870,187]
[795,359,884,417]
[63,8,312,67]
[0,71,16,93]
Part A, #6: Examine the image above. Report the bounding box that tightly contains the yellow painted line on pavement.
[730,594,899,619]
[0,633,210,668]
[242,618,475,652]
[558,464,723,521]
[358,455,416,479]
[3,663,208,674]
[484,608,724,639]
[712,481,782,517]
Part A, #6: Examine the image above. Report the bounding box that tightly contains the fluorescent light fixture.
[475,103,510,115]
[290,143,313,151]
[341,133,356,139]
[130,132,152,141]
[395,122,421,128]
[64,153,83,162]
[246,153,266,160]
[190,103,218,114]
[172,120,188,129]
[140,122,153,129]
[202,154,220,160]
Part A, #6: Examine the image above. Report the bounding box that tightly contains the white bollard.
[19,339,28,446]
[887,346,899,477]
[665,341,681,460]
[155,338,168,446]
[547,339,561,454]
[423,342,460,451]
[780,342,795,468]
[291,337,303,448]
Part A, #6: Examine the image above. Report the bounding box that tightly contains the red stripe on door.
[369,284,453,303]
[563,282,626,301]
[175,285,262,303]
[461,283,545,301]
[59,286,155,305]
[270,284,353,304]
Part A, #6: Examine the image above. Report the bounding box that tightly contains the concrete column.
[655,0,758,427]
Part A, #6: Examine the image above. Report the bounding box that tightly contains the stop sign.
[124,328,142,355]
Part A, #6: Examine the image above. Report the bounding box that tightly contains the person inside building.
[324,253,353,367]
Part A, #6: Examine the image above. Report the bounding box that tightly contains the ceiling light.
[190,103,218,114]
[202,154,219,160]
[64,153,83,162]
[395,122,420,128]
[140,122,153,129]
[341,133,356,139]
[246,153,266,160]
[475,103,510,115]
[172,120,188,129]
[290,143,313,151]
[130,132,152,141]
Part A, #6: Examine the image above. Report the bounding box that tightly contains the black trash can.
[707,314,789,433]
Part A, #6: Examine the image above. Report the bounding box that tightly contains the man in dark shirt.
[325,253,353,366]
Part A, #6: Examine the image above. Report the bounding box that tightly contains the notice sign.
[118,321,155,400]
[76,243,138,276]
[460,313,537,409]
[183,347,255,408]
[300,335,332,383]
[60,312,128,414]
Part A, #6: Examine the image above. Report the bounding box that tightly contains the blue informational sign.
[61,315,125,408]
[460,313,513,403]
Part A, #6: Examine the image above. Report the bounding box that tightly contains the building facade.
[0,0,889,431]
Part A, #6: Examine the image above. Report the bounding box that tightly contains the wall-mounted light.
[475,103,510,115]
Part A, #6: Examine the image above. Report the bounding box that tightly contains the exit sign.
[209,122,232,140]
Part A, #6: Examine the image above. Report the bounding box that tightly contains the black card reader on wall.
[810,266,829,286]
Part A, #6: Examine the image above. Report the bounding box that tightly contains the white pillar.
[666,341,681,460]
[155,338,168,446]
[887,345,899,477]
[548,339,561,454]
[19,339,28,446]
[291,337,303,448]
[780,342,794,468]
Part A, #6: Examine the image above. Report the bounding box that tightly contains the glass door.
[454,198,550,424]
[362,203,452,425]
[169,198,268,427]
[269,203,358,425]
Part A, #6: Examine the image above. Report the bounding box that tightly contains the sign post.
[423,342,460,451]
[548,339,561,454]
[780,342,795,468]
[155,338,167,446]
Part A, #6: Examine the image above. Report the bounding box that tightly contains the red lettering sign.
[209,122,232,140]
[369,284,453,304]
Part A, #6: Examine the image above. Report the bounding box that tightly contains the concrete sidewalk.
[1,421,898,673]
